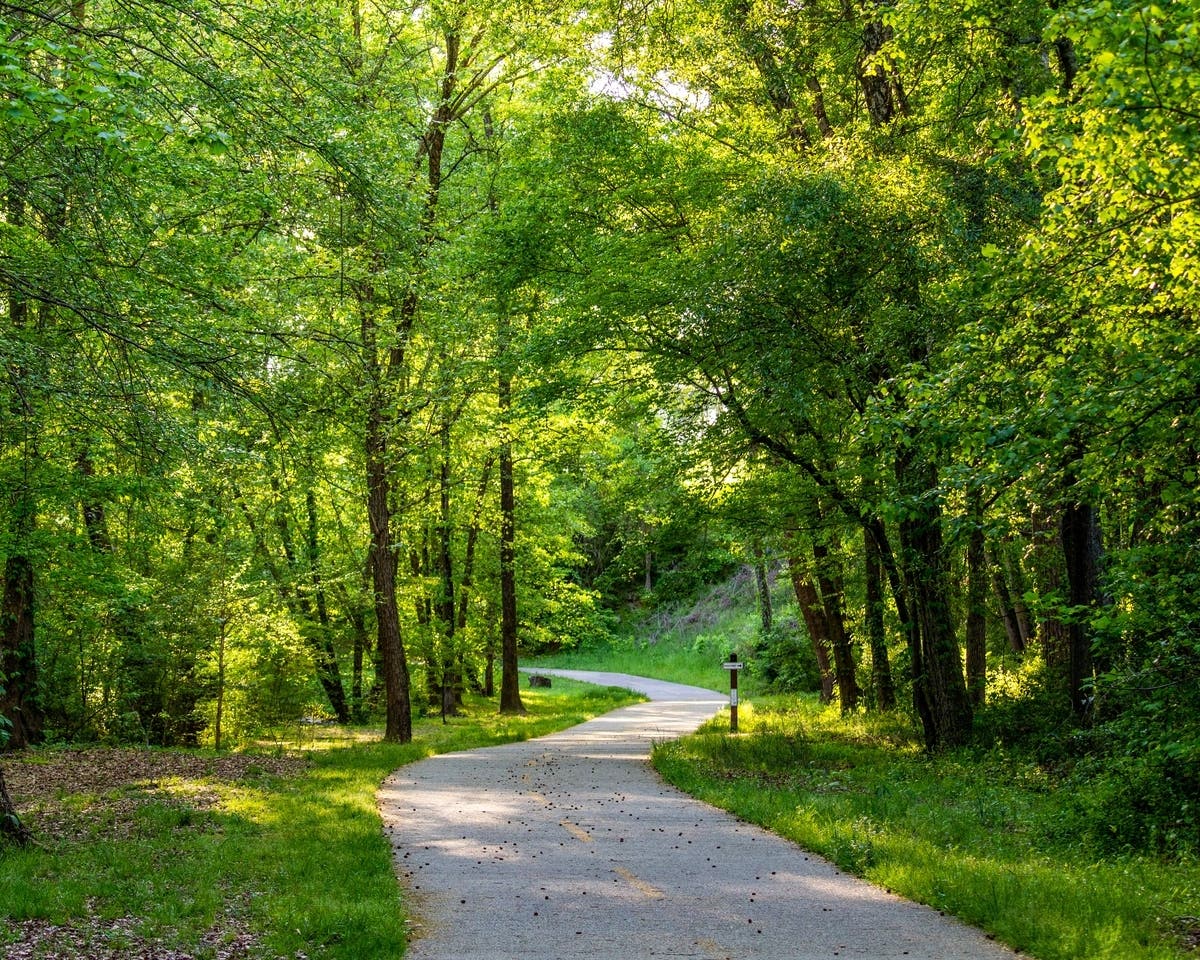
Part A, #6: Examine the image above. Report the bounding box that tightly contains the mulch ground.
[1,747,311,960]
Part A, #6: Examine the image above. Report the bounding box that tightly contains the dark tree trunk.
[896,453,972,749]
[235,477,350,723]
[77,448,113,554]
[965,514,988,707]
[1053,35,1078,97]
[806,76,834,139]
[863,524,896,710]
[858,19,898,125]
[362,285,412,741]
[2,180,43,751]
[1030,506,1071,684]
[457,459,493,632]
[304,487,350,723]
[812,541,860,712]
[787,557,834,703]
[987,545,1026,654]
[436,415,461,719]
[0,765,33,845]
[497,312,525,716]
[1061,500,1101,718]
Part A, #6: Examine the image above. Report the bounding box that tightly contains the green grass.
[652,696,1200,960]
[532,587,772,694]
[0,678,641,959]
[533,635,728,692]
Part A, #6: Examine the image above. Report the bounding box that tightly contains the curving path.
[377,671,1021,959]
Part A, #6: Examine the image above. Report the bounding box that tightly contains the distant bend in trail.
[378,670,1019,960]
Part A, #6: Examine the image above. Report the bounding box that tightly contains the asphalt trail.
[377,670,1020,959]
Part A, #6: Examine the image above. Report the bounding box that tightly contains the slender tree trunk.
[235,478,350,723]
[786,554,834,703]
[364,316,412,742]
[1061,500,1100,718]
[1030,505,1071,680]
[987,545,1026,654]
[806,76,834,138]
[497,309,525,715]
[965,509,988,707]
[436,414,461,718]
[304,487,350,722]
[457,458,493,631]
[2,177,43,751]
[752,544,773,636]
[812,540,860,712]
[896,452,972,748]
[863,524,896,709]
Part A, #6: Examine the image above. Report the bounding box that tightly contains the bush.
[1055,745,1200,858]
[753,622,823,694]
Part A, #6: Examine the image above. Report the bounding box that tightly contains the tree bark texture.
[786,556,835,703]
[966,518,988,707]
[987,545,1027,654]
[497,311,525,716]
[2,179,44,751]
[812,541,860,712]
[896,453,972,748]
[1061,500,1101,718]
[863,525,896,710]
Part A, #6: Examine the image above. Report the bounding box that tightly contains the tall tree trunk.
[786,552,834,703]
[436,414,461,719]
[858,18,898,125]
[1061,500,1100,718]
[965,509,988,707]
[752,543,773,636]
[987,545,1027,654]
[497,309,525,715]
[304,486,350,723]
[457,458,493,631]
[2,176,43,751]
[863,524,896,710]
[812,540,860,712]
[896,452,972,748]
[1030,505,1071,687]
[363,300,412,741]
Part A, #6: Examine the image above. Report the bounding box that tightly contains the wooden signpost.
[722,653,743,733]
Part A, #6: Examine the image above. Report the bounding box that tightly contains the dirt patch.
[2,748,308,844]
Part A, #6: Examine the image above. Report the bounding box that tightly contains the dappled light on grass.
[0,680,641,960]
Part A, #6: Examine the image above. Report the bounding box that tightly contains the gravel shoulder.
[378,670,1022,960]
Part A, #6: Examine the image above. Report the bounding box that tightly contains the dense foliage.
[3,0,1198,856]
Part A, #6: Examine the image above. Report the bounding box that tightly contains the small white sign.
[730,690,739,706]
[722,662,744,671]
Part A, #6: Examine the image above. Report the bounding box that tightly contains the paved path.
[377,671,1020,959]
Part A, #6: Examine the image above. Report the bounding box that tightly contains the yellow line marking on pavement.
[613,865,665,899]
[527,791,549,806]
[560,820,593,843]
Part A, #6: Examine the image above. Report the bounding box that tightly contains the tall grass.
[0,679,640,959]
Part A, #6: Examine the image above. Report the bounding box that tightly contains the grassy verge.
[532,636,726,692]
[0,678,640,959]
[652,696,1200,960]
